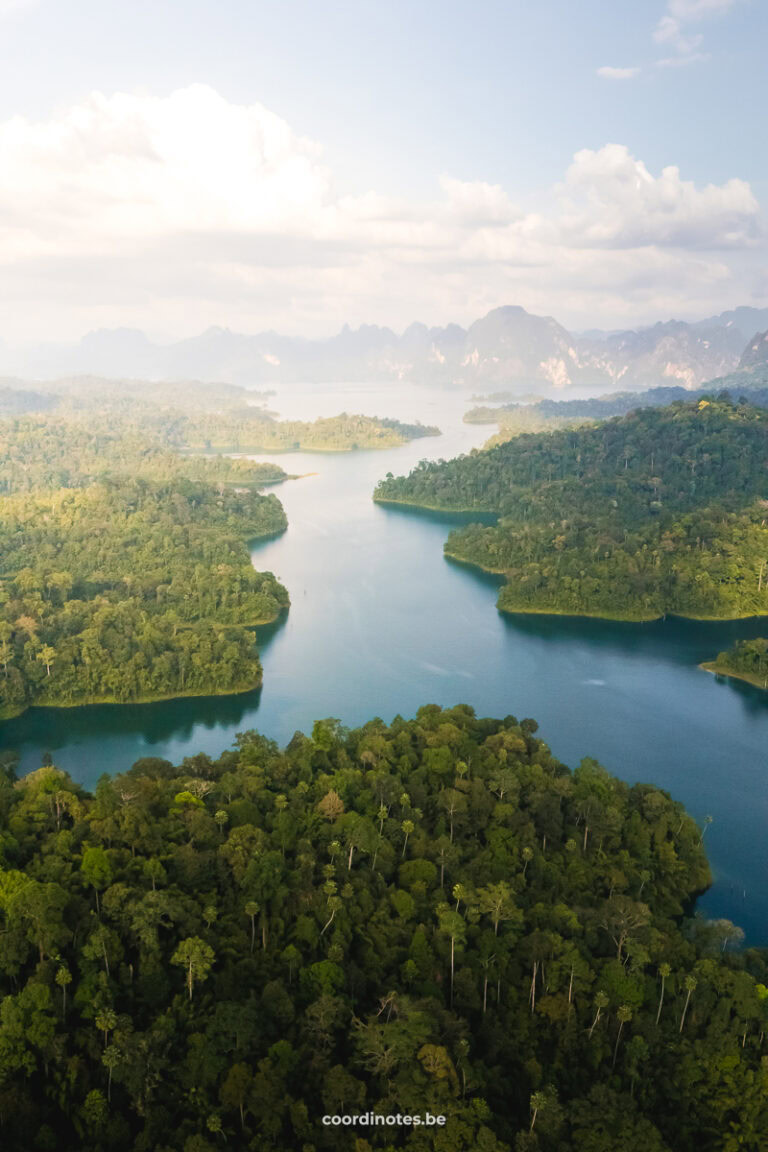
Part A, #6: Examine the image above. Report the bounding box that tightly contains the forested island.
[0,376,440,453]
[702,637,768,690]
[464,377,768,447]
[176,410,440,454]
[374,397,768,621]
[0,704,764,1151]
[0,411,290,718]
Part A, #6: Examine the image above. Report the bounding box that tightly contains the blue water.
[2,384,767,940]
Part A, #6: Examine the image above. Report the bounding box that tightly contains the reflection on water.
[2,382,768,941]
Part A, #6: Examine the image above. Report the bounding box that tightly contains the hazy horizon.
[3,299,768,354]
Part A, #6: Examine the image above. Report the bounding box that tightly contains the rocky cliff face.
[739,330,768,369]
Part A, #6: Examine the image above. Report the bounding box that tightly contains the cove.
[1,383,767,941]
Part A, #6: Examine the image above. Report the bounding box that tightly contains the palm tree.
[438,907,466,1008]
[656,962,671,1025]
[55,965,72,1020]
[244,901,260,953]
[679,975,697,1032]
[529,1091,547,1133]
[95,1007,117,1050]
[613,1004,632,1067]
[588,991,609,1038]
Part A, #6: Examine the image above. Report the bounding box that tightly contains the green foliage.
[174,409,440,453]
[0,413,290,717]
[704,636,768,689]
[0,704,765,1150]
[376,398,768,620]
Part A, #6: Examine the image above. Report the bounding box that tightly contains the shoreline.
[188,430,440,456]
[374,496,493,515]
[444,549,768,624]
[377,496,768,626]
[0,673,265,722]
[700,661,768,691]
[0,603,288,722]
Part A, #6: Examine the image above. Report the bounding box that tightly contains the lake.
[2,383,767,940]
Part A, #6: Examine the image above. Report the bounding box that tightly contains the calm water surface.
[2,384,767,939]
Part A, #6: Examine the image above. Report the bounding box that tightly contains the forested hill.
[374,398,768,620]
[1,703,765,1152]
[0,414,290,718]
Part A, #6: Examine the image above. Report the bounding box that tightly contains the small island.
[702,637,768,690]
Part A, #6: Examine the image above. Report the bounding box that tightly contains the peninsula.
[702,637,768,690]
[375,397,768,622]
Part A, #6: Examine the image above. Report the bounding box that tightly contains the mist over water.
[2,383,767,939]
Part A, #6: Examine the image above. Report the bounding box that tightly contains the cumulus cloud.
[596,66,642,80]
[0,85,330,253]
[553,144,760,249]
[0,87,762,339]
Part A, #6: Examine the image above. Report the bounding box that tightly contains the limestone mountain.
[739,329,768,369]
[2,303,765,393]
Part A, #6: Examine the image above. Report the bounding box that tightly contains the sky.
[0,0,765,342]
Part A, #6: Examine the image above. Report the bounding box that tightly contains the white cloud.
[437,176,520,227]
[596,66,642,80]
[0,88,762,339]
[654,0,742,62]
[0,85,330,253]
[553,144,759,249]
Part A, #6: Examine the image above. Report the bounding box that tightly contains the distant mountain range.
[3,304,768,394]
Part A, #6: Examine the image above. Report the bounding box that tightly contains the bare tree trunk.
[612,1020,624,1068]
[321,908,336,936]
[679,989,692,1032]
[529,960,538,1014]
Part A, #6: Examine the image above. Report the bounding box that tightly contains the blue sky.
[0,0,764,340]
